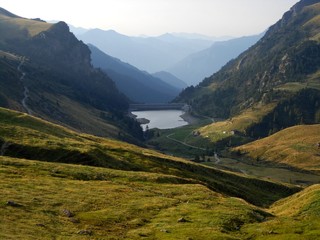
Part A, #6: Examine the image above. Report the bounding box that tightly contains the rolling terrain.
[1,1,320,239]
[2,107,319,239]
[234,124,320,173]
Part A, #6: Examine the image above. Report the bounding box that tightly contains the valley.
[1,0,320,239]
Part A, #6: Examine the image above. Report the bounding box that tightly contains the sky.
[1,0,299,37]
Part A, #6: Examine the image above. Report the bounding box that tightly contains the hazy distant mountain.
[88,44,180,103]
[176,0,320,135]
[170,33,233,41]
[152,71,187,90]
[68,24,88,35]
[77,29,215,72]
[167,34,263,86]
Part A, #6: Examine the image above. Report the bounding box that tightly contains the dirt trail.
[0,142,10,156]
[17,58,32,115]
[166,133,206,150]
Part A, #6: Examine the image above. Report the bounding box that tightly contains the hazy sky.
[1,0,299,37]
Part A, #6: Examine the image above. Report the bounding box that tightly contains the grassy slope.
[0,156,269,240]
[147,104,277,157]
[234,124,320,173]
[199,103,277,142]
[242,184,320,239]
[0,107,299,207]
[0,13,51,43]
[0,130,319,239]
[0,54,133,141]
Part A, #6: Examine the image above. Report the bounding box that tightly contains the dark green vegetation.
[0,8,143,141]
[89,44,180,103]
[0,107,319,239]
[176,0,320,141]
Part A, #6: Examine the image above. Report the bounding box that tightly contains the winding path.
[17,58,32,115]
[166,133,206,151]
[214,152,221,164]
[0,142,10,156]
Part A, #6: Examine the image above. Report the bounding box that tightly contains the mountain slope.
[2,108,320,239]
[234,124,320,173]
[242,184,320,238]
[168,34,263,86]
[0,156,272,239]
[77,29,214,72]
[0,107,298,207]
[0,8,143,141]
[89,44,180,103]
[152,71,187,90]
[176,0,320,138]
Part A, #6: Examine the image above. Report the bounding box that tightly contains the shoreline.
[180,112,200,125]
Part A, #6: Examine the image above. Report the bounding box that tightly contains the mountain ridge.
[76,28,215,72]
[175,0,320,139]
[0,8,143,141]
[168,34,263,86]
[89,44,180,103]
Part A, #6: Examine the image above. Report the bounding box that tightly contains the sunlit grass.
[234,124,320,173]
[199,103,276,143]
[0,15,51,38]
[0,156,266,240]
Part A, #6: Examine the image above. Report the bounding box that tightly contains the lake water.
[132,110,188,130]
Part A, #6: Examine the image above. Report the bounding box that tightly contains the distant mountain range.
[89,44,180,103]
[73,25,261,86]
[167,34,263,86]
[0,7,143,141]
[76,29,215,73]
[152,71,187,90]
[176,0,320,138]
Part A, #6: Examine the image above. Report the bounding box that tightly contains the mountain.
[176,0,320,139]
[152,71,187,90]
[170,32,233,41]
[234,124,320,174]
[167,34,263,86]
[76,29,214,72]
[88,44,180,103]
[0,8,142,141]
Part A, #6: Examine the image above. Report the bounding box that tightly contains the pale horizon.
[1,0,299,37]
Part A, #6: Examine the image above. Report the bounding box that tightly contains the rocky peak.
[271,0,320,30]
[0,7,20,18]
[26,21,92,73]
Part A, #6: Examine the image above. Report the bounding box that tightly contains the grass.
[1,156,319,239]
[274,78,320,92]
[147,120,213,158]
[241,184,320,239]
[203,158,320,186]
[234,124,320,173]
[147,103,276,158]
[0,13,51,43]
[0,107,299,207]
[0,105,318,239]
[200,103,276,136]
[0,156,269,240]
